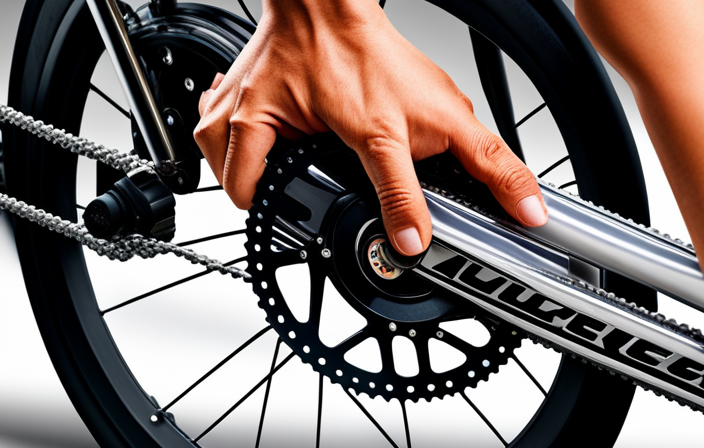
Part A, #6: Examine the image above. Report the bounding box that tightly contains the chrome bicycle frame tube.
[423,183,703,308]
[86,0,178,171]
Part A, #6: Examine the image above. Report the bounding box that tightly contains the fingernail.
[516,195,548,227]
[393,227,423,256]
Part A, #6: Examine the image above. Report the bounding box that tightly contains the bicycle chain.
[420,179,704,413]
[0,105,250,280]
[2,103,703,411]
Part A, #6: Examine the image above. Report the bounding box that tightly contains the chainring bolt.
[150,414,160,424]
[184,78,194,91]
[436,331,444,339]
[316,237,324,245]
[409,329,417,337]
[300,250,308,260]
[389,322,397,332]
[162,47,173,65]
[166,115,174,126]
[321,248,331,258]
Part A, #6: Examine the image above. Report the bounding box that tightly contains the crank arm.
[415,187,704,410]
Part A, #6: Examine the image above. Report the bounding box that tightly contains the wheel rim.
[8,0,652,447]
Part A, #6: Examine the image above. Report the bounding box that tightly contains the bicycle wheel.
[4,0,655,447]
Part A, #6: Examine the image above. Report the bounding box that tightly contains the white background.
[1,0,704,447]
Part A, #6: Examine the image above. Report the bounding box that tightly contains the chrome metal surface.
[526,182,703,307]
[86,0,177,168]
[367,238,404,280]
[420,188,704,410]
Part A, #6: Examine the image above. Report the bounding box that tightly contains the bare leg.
[575,0,704,272]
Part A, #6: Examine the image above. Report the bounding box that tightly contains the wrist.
[261,0,384,30]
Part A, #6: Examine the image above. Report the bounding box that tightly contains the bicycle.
[1,0,702,447]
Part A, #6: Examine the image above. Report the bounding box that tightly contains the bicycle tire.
[3,0,655,447]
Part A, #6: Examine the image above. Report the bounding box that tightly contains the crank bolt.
[409,329,417,338]
[162,47,173,65]
[321,248,331,258]
[184,78,194,91]
[166,115,175,126]
[389,322,397,332]
[436,331,444,339]
[300,250,308,260]
[367,238,403,280]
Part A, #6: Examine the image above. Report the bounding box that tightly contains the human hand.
[194,0,548,257]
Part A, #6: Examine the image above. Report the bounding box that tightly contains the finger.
[221,118,278,209]
[198,73,226,116]
[194,98,231,182]
[450,117,548,227]
[211,72,226,90]
[199,90,213,116]
[357,139,432,256]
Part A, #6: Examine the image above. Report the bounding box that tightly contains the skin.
[575,0,704,273]
[194,0,548,258]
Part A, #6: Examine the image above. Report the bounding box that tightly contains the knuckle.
[375,182,415,222]
[193,120,214,145]
[461,94,475,115]
[478,135,507,165]
[363,133,405,165]
[494,164,533,197]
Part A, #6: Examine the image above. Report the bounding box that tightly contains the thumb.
[451,117,548,227]
[357,140,431,257]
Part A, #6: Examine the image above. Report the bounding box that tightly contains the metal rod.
[86,0,177,171]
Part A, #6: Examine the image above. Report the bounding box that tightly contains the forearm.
[576,0,704,268]
[261,0,384,29]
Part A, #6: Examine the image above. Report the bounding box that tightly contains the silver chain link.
[0,104,250,280]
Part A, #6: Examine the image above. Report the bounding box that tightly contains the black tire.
[3,0,655,447]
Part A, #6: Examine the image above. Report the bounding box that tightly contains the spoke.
[238,0,258,25]
[515,102,547,128]
[379,0,387,8]
[460,390,507,447]
[89,83,130,119]
[177,229,246,247]
[308,267,326,327]
[537,154,571,179]
[76,204,86,210]
[316,373,324,448]
[400,401,412,448]
[512,354,547,396]
[194,352,295,443]
[162,326,272,412]
[100,256,247,314]
[255,338,283,448]
[558,180,578,190]
[344,388,400,448]
[194,185,223,193]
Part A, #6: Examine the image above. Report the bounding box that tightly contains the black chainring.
[245,134,522,402]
